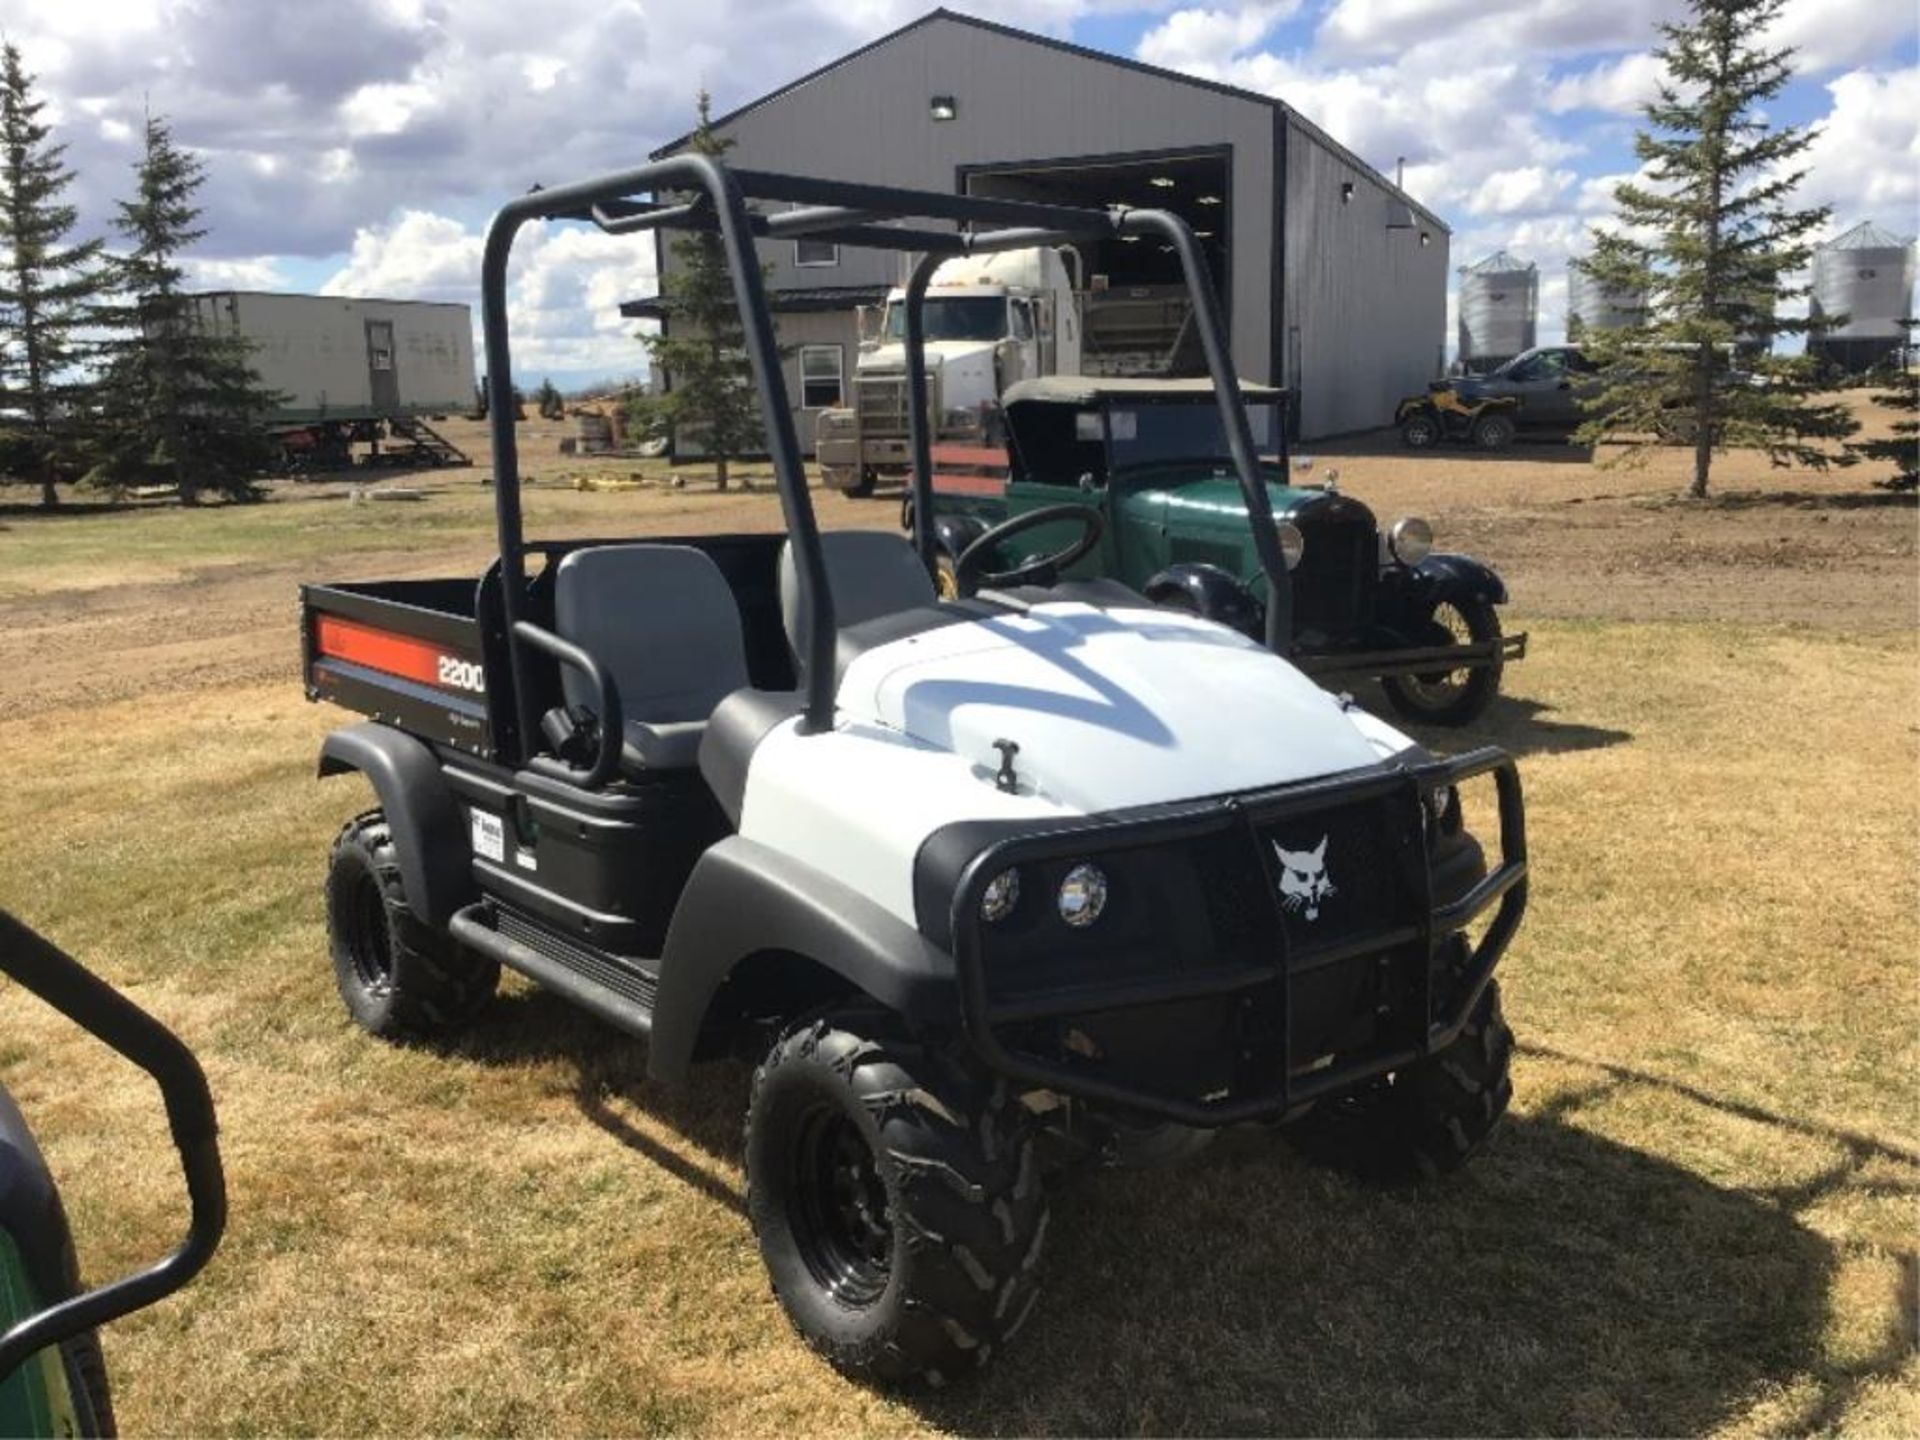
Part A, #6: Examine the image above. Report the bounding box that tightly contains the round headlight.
[980,867,1021,923]
[1056,863,1108,928]
[1388,516,1433,567]
[1276,520,1305,571]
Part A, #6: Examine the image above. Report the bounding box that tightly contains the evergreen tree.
[1845,320,1917,492]
[1574,0,1855,498]
[0,42,108,509]
[630,92,764,491]
[87,112,280,504]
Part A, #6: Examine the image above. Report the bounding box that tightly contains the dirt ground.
[0,398,1915,1436]
[0,395,1911,720]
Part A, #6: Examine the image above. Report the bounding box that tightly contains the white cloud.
[1548,51,1666,115]
[183,255,291,290]
[1135,4,1299,70]
[320,210,659,378]
[1469,165,1579,217]
[1795,66,1920,221]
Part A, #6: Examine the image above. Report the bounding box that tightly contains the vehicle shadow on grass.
[1306,428,1595,467]
[1349,686,1634,761]
[918,1108,1854,1436]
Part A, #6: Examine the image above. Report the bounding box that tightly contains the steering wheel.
[952,504,1105,596]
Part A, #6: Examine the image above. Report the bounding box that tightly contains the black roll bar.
[0,913,226,1383]
[903,208,1292,649]
[479,161,1294,763]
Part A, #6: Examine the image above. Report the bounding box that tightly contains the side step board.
[449,904,657,1038]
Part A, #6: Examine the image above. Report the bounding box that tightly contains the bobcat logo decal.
[1272,836,1334,921]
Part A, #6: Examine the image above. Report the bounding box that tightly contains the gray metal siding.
[1283,123,1449,438]
[676,14,1277,382]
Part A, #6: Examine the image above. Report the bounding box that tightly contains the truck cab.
[815,247,1079,494]
[925,376,1526,725]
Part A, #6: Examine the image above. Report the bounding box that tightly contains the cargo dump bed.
[301,578,495,758]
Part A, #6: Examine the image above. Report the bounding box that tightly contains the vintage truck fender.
[317,723,475,928]
[1379,552,1511,621]
[1141,561,1264,636]
[648,835,957,1084]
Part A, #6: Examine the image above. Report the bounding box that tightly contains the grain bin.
[1567,263,1646,338]
[1457,251,1537,374]
[1810,221,1918,373]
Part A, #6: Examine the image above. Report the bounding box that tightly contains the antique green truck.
[914,376,1526,725]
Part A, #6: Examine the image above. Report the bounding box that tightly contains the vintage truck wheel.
[326,810,498,1039]
[1400,412,1441,448]
[1285,972,1513,1182]
[1381,598,1503,727]
[746,1007,1047,1385]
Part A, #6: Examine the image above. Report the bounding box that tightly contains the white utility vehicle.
[299,162,1528,1386]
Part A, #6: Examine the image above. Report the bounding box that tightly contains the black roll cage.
[481,159,1291,757]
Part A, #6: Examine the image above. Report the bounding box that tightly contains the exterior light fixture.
[1341,181,1354,202]
[929,95,958,121]
[1149,175,1175,188]
[1419,229,1432,246]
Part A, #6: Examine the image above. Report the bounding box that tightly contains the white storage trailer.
[188,292,476,421]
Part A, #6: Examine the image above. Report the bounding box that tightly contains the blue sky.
[8,0,1915,387]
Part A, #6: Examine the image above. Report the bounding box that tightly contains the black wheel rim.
[346,871,395,996]
[1399,602,1474,708]
[788,1102,893,1307]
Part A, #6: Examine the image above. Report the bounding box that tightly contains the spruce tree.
[1845,320,1917,492]
[0,42,107,509]
[1574,0,1855,498]
[631,92,764,491]
[88,112,280,504]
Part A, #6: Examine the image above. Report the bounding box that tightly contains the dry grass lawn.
[0,409,1914,1434]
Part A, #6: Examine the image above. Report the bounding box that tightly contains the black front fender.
[649,836,957,1084]
[318,724,474,928]
[1381,552,1509,622]
[1142,562,1262,637]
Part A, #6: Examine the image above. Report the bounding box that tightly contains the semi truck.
[186,291,477,471]
[814,249,1199,496]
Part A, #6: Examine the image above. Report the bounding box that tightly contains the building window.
[795,238,839,268]
[799,344,844,409]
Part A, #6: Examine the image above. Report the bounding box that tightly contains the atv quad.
[0,914,226,1436]
[301,159,1528,1386]
[1395,380,1522,450]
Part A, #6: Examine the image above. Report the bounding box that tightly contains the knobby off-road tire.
[1400,411,1441,449]
[326,810,498,1039]
[745,1008,1048,1385]
[1471,411,1517,450]
[1381,597,1504,727]
[1286,975,1513,1183]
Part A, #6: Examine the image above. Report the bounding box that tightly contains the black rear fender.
[649,837,956,1083]
[317,724,474,927]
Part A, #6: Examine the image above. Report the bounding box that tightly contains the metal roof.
[1825,220,1916,251]
[651,8,1447,235]
[1460,250,1535,275]
[1004,376,1284,405]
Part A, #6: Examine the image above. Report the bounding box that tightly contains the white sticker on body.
[470,810,505,863]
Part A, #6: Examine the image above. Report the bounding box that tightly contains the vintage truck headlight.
[1276,520,1305,571]
[1388,516,1433,567]
[1057,863,1109,928]
[980,867,1021,923]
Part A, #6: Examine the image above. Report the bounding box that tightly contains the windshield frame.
[883,295,1010,343]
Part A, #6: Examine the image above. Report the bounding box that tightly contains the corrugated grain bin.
[1810,221,1917,373]
[187,292,477,423]
[1457,251,1537,374]
[1567,263,1646,337]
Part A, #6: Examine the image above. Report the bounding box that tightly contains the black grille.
[1259,792,1422,955]
[1291,519,1374,631]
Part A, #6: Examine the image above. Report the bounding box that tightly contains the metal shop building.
[622,8,1449,445]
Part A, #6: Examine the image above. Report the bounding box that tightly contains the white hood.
[859,341,1000,411]
[837,604,1388,813]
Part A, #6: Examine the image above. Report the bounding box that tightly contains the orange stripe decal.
[315,615,450,688]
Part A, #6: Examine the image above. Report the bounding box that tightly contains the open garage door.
[961,149,1229,379]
